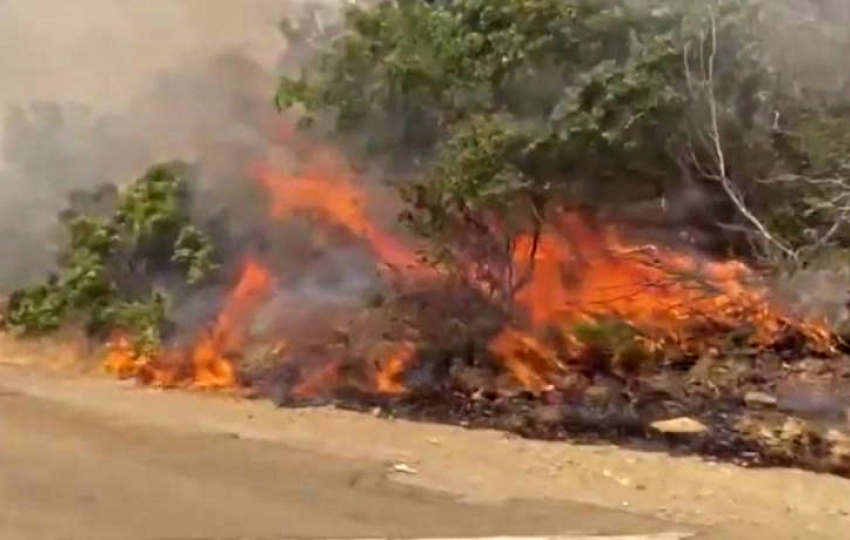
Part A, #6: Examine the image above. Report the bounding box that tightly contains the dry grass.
[0,327,102,374]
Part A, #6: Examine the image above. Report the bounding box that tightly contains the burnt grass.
[240,284,850,478]
[252,339,850,479]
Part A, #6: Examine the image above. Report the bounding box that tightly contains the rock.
[738,416,817,460]
[733,415,759,437]
[834,317,850,345]
[744,391,778,408]
[583,384,616,406]
[826,430,850,470]
[532,405,564,426]
[826,429,850,446]
[390,463,418,475]
[649,417,708,435]
[779,417,810,444]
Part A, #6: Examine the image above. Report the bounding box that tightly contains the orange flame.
[375,341,416,394]
[488,212,833,387]
[103,333,149,379]
[254,162,428,277]
[190,257,272,389]
[101,137,833,399]
[104,258,273,390]
[487,329,561,392]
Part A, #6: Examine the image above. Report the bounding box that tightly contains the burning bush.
[3,0,850,476]
[277,0,850,272]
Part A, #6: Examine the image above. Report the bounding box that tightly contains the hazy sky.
[0,0,286,109]
[0,1,299,287]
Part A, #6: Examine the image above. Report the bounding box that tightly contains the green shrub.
[4,163,217,352]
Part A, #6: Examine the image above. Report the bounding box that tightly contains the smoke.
[0,0,349,290]
[760,0,850,100]
[2,0,849,324]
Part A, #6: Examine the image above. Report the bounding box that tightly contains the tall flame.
[254,162,426,277]
[190,258,272,389]
[488,212,832,389]
[104,258,273,390]
[101,142,832,398]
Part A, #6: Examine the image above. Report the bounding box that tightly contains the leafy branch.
[4,163,219,351]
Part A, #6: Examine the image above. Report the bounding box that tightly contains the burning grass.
[4,137,848,478]
[67,147,850,478]
[102,163,836,394]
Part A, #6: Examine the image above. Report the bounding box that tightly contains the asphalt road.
[0,383,682,540]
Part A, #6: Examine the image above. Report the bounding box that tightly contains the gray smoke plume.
[1,0,849,322]
[0,0,356,290]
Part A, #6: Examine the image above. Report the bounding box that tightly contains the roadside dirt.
[0,379,684,540]
[1,361,848,540]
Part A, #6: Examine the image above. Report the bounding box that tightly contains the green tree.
[277,0,850,280]
[4,163,218,353]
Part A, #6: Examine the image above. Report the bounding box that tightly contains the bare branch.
[684,5,798,262]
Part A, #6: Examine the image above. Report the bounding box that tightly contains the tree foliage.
[4,163,218,353]
[278,0,850,276]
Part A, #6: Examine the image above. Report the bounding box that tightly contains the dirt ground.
[0,373,683,540]
[0,361,848,540]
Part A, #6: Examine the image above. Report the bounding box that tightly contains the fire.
[101,141,833,399]
[254,162,427,277]
[488,212,833,387]
[104,258,272,390]
[189,332,238,390]
[103,333,150,379]
[208,258,273,352]
[375,341,416,394]
[488,329,560,392]
[509,213,753,329]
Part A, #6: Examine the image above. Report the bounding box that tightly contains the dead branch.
[683,6,797,263]
[683,6,850,267]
